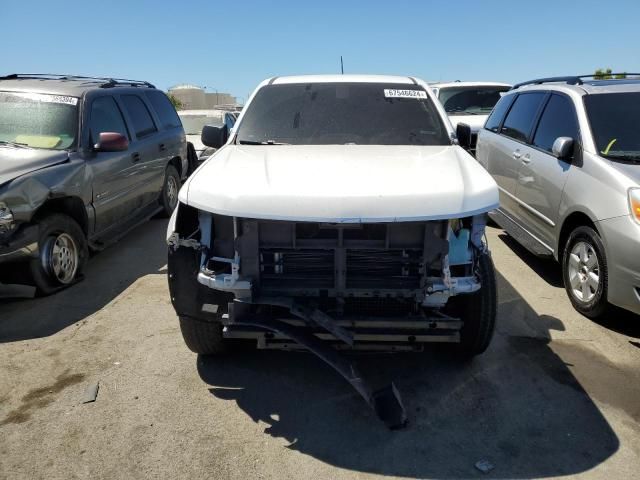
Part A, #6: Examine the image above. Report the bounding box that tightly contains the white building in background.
[168,84,237,110]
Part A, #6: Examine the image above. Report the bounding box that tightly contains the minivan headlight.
[629,188,640,224]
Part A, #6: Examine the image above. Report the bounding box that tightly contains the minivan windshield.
[235,83,450,146]
[0,91,78,150]
[584,92,640,161]
[438,86,510,115]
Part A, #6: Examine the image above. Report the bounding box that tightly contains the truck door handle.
[159,143,166,152]
[512,150,522,159]
[131,152,141,162]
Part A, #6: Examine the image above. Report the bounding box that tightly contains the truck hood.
[182,144,499,222]
[0,147,70,188]
[447,114,488,131]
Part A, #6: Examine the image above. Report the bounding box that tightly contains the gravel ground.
[1,218,639,479]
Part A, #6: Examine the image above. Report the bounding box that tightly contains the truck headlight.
[0,202,14,235]
[630,188,640,225]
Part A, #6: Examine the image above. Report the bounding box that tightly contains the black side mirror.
[552,137,574,160]
[456,123,472,150]
[94,132,128,152]
[201,125,228,149]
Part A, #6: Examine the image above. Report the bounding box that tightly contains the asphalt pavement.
[1,218,639,479]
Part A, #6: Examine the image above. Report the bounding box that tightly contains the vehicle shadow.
[0,218,168,343]
[495,230,563,288]
[197,271,620,478]
[495,228,640,338]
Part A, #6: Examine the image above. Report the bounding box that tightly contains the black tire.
[29,214,88,296]
[186,143,199,176]
[160,165,181,217]
[562,226,608,318]
[451,251,497,357]
[178,316,229,355]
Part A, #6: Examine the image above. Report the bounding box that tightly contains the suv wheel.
[160,165,181,217]
[179,315,238,355]
[29,214,88,295]
[446,251,497,357]
[562,226,608,318]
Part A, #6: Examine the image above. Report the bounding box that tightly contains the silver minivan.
[472,75,640,318]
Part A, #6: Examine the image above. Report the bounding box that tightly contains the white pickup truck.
[166,75,499,428]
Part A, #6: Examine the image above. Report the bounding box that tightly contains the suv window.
[532,94,579,153]
[484,94,515,132]
[501,92,546,142]
[145,90,182,129]
[121,95,157,138]
[90,96,129,142]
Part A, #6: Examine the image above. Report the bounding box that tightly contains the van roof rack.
[0,73,155,89]
[512,74,640,90]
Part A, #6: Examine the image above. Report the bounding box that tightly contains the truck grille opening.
[260,249,334,288]
[346,249,422,289]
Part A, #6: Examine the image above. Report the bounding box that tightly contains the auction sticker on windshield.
[384,89,427,99]
[8,92,78,105]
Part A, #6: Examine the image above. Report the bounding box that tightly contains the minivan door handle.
[131,152,141,162]
[512,150,522,159]
[521,154,531,164]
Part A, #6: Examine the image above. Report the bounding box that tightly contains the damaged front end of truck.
[167,202,496,429]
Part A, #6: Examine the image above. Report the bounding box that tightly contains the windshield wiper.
[0,140,30,149]
[239,140,291,145]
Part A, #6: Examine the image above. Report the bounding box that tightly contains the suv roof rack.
[0,73,156,89]
[512,74,640,90]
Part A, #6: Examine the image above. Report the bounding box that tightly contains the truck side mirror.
[94,132,128,152]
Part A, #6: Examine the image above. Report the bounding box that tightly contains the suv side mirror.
[201,125,228,149]
[552,137,574,160]
[94,132,128,152]
[456,123,472,150]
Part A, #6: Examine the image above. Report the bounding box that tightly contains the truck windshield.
[235,83,450,145]
[0,91,78,150]
[585,92,640,161]
[438,86,510,115]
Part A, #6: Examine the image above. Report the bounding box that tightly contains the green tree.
[594,68,627,80]
[168,94,183,110]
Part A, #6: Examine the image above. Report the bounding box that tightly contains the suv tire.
[160,165,181,217]
[451,251,497,357]
[29,213,88,296]
[562,226,608,318]
[179,315,231,355]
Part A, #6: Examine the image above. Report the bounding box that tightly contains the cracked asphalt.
[1,218,639,479]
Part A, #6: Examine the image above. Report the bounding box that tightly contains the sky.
[2,0,639,103]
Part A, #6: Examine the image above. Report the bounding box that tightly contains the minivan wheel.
[562,226,608,318]
[160,165,181,217]
[29,214,88,296]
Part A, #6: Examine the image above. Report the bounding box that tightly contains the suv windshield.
[438,86,510,115]
[179,113,224,135]
[585,92,640,161]
[235,83,450,145]
[0,91,78,150]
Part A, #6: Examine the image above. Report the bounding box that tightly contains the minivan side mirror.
[94,132,128,152]
[201,125,228,149]
[456,123,472,150]
[552,137,574,160]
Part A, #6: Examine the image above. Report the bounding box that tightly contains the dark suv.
[0,74,187,294]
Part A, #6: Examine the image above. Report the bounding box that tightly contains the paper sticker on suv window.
[10,92,78,106]
[384,89,427,99]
